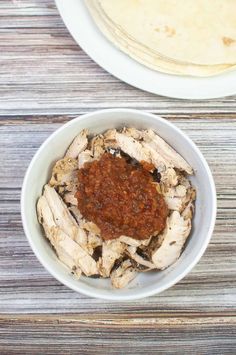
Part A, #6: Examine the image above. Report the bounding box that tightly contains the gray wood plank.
[0,314,235,355]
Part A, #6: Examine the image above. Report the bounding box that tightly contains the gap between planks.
[0,312,236,328]
[1,113,236,125]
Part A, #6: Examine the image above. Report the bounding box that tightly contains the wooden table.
[1,1,236,354]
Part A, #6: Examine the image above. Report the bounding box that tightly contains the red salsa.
[76,153,168,240]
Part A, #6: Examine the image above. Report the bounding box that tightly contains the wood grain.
[0,314,235,355]
[0,1,236,354]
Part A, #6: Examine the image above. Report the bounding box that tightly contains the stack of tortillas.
[86,0,236,76]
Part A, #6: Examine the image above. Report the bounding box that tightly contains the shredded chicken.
[103,129,117,148]
[65,129,88,159]
[182,200,195,220]
[64,192,77,206]
[118,235,144,247]
[68,205,84,224]
[122,127,143,140]
[115,132,151,162]
[107,130,179,186]
[69,206,102,255]
[82,221,101,236]
[162,168,179,187]
[87,232,103,255]
[152,211,191,270]
[91,135,105,159]
[143,129,193,174]
[43,185,87,248]
[164,184,187,211]
[49,157,78,194]
[126,246,156,269]
[78,149,94,168]
[50,226,97,276]
[37,195,97,276]
[99,240,125,277]
[110,259,136,289]
[37,127,195,288]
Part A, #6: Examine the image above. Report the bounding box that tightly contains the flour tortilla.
[86,0,234,76]
[95,0,236,66]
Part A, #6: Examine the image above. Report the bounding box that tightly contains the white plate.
[55,0,236,100]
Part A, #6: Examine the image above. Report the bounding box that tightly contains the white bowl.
[21,109,216,300]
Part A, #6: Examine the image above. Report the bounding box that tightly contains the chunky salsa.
[76,153,168,240]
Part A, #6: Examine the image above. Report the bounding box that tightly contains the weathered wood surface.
[1,0,236,116]
[0,1,236,354]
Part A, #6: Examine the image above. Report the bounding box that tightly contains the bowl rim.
[21,108,217,300]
